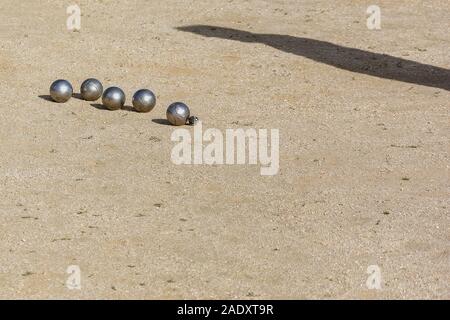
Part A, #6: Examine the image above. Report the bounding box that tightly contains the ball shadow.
[72,93,85,100]
[90,103,111,111]
[90,104,138,112]
[121,105,137,112]
[38,95,55,102]
[152,119,172,126]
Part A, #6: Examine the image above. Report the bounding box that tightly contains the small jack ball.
[132,89,156,113]
[102,87,126,110]
[188,116,199,126]
[80,78,103,101]
[49,79,73,103]
[166,102,190,126]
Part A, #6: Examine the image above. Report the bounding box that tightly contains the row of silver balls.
[49,78,198,126]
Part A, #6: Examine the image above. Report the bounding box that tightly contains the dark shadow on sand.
[72,93,84,100]
[39,93,88,102]
[177,25,450,91]
[90,103,110,111]
[38,95,54,102]
[121,105,137,112]
[90,104,137,112]
[152,119,171,126]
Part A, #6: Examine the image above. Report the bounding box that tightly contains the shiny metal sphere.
[80,78,103,101]
[132,89,156,113]
[166,102,190,126]
[102,87,125,110]
[49,79,73,103]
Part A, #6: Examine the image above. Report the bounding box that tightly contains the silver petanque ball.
[49,79,73,103]
[80,78,103,101]
[102,87,126,110]
[166,102,190,126]
[132,89,156,113]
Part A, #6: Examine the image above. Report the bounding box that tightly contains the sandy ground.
[0,0,449,299]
